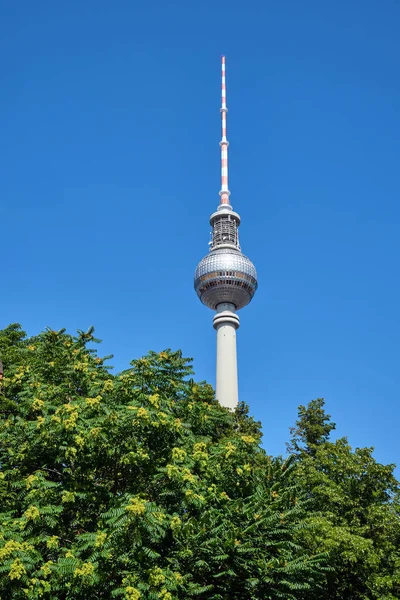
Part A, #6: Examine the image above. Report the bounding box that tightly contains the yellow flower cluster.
[148,393,160,407]
[122,449,150,465]
[36,416,45,428]
[160,589,172,600]
[62,491,75,503]
[185,490,205,503]
[131,407,149,422]
[86,395,101,407]
[193,442,206,452]
[74,562,95,578]
[41,561,53,577]
[241,435,257,444]
[149,567,165,586]
[46,536,59,549]
[224,442,236,458]
[32,398,44,411]
[95,532,107,547]
[126,497,146,515]
[220,491,230,501]
[237,463,254,475]
[193,442,208,461]
[166,464,196,485]
[125,586,141,600]
[0,540,33,560]
[172,447,186,462]
[173,572,183,584]
[13,366,29,382]
[137,448,150,460]
[59,403,79,430]
[103,379,114,391]
[64,411,78,430]
[170,515,182,530]
[137,406,149,417]
[25,474,37,489]
[137,358,149,367]
[24,505,40,521]
[73,362,89,373]
[120,373,132,381]
[166,464,180,479]
[155,412,168,426]
[74,435,84,448]
[65,447,77,460]
[90,427,102,437]
[182,469,196,484]
[9,558,26,580]
[21,577,51,597]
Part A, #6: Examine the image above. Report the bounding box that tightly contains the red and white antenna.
[219,56,230,206]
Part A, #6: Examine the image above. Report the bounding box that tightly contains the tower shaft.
[213,303,240,409]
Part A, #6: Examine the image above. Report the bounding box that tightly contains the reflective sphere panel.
[194,249,258,310]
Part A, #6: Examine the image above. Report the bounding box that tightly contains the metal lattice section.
[210,214,240,249]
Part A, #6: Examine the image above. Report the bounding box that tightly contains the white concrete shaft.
[213,303,240,410]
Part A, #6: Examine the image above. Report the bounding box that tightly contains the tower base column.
[213,303,240,410]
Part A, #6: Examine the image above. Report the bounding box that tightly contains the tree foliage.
[1,324,399,599]
[289,398,400,599]
[0,324,326,600]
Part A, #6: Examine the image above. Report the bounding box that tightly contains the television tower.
[194,57,258,410]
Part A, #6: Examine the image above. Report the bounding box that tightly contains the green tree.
[287,398,336,456]
[0,324,325,600]
[289,399,400,600]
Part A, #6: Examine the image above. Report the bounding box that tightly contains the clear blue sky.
[1,1,400,468]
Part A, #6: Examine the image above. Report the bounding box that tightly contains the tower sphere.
[194,248,257,310]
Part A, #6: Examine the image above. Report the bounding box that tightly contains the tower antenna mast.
[220,56,230,206]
